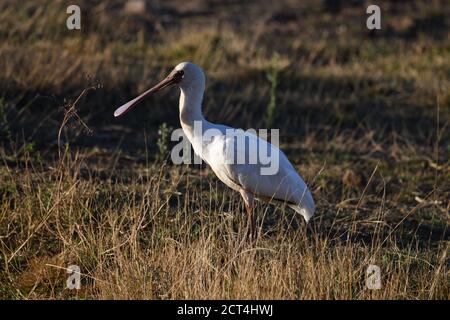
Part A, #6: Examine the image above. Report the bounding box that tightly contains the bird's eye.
[173,70,184,82]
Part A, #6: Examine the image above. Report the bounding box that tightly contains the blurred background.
[0,0,448,157]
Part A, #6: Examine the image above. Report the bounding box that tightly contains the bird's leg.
[240,190,256,240]
[246,203,257,240]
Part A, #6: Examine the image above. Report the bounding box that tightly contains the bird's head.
[173,61,205,91]
[114,61,204,117]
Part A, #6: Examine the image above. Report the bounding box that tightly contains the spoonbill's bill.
[114,62,315,236]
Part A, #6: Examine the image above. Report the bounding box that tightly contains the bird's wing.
[204,130,315,219]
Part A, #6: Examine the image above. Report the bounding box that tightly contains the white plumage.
[114,62,315,235]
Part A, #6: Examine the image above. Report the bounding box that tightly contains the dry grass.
[0,0,449,299]
[0,150,447,299]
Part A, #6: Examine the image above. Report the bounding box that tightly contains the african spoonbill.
[114,62,315,236]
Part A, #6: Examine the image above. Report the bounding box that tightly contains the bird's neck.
[179,85,207,141]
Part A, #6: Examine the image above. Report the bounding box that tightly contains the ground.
[0,0,448,299]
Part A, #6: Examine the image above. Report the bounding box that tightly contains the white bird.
[114,62,315,237]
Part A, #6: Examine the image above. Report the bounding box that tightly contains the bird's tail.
[289,188,315,223]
